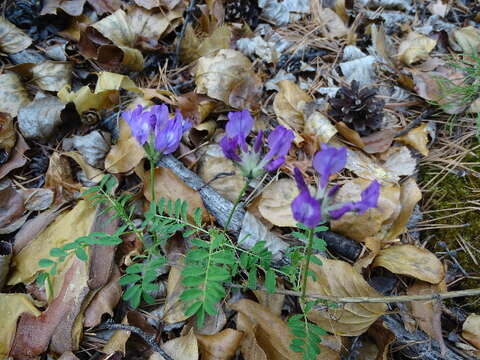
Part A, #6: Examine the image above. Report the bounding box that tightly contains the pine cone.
[225,0,260,29]
[328,80,385,136]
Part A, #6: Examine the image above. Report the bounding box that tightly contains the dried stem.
[173,0,197,68]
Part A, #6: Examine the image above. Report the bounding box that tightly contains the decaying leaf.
[9,61,73,92]
[307,256,387,336]
[258,0,310,26]
[45,152,82,202]
[397,123,429,156]
[339,46,377,87]
[181,24,232,63]
[144,167,209,220]
[0,293,41,357]
[22,188,55,211]
[73,131,111,168]
[196,49,263,109]
[0,18,32,54]
[362,129,397,154]
[0,113,16,154]
[0,184,24,229]
[273,80,312,143]
[315,7,349,38]
[197,328,244,360]
[462,313,480,349]
[258,178,299,227]
[197,144,246,203]
[304,111,337,144]
[63,151,105,184]
[373,245,445,284]
[453,26,480,54]
[0,241,12,290]
[87,0,122,14]
[150,328,198,360]
[236,312,268,360]
[398,32,437,65]
[102,315,130,355]
[163,261,188,323]
[408,281,446,353]
[40,0,87,16]
[0,72,30,117]
[105,119,146,173]
[331,179,401,242]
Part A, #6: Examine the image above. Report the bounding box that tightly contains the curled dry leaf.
[0,293,41,357]
[0,134,29,181]
[105,119,146,173]
[102,315,130,355]
[0,72,30,117]
[64,151,105,184]
[258,178,299,227]
[22,188,55,211]
[197,144,246,203]
[407,281,446,354]
[195,304,227,336]
[330,179,401,242]
[73,131,111,168]
[340,46,377,87]
[362,129,397,154]
[58,86,115,114]
[307,256,387,336]
[144,167,209,220]
[0,112,16,154]
[253,281,285,316]
[45,152,82,202]
[453,26,480,54]
[397,123,429,156]
[373,245,445,284]
[259,0,310,26]
[0,185,25,229]
[304,111,337,144]
[398,32,437,65]
[336,122,365,148]
[150,328,198,360]
[40,0,87,16]
[9,61,73,92]
[273,80,312,143]
[462,314,480,349]
[196,49,263,109]
[163,261,188,324]
[0,241,12,289]
[87,0,122,14]
[181,24,231,63]
[236,312,267,360]
[366,320,396,360]
[197,328,244,360]
[0,17,32,54]
[8,200,96,286]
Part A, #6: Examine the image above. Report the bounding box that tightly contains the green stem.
[300,228,315,305]
[149,157,156,204]
[224,181,249,231]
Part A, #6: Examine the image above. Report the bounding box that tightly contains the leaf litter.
[0,0,479,359]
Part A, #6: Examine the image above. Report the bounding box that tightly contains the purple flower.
[220,110,294,179]
[313,144,347,189]
[122,105,152,145]
[328,180,381,219]
[154,110,191,155]
[291,168,322,228]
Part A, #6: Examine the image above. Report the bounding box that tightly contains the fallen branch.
[96,323,173,360]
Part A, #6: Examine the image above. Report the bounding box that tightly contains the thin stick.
[173,0,197,68]
[96,323,173,360]
[227,283,480,304]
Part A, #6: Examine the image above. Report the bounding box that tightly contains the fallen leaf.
[236,312,267,360]
[181,24,231,63]
[0,72,30,117]
[150,328,198,360]
[385,178,422,241]
[258,0,310,26]
[307,256,387,336]
[330,179,401,242]
[0,294,41,357]
[45,152,82,202]
[105,119,146,173]
[462,313,480,349]
[195,304,227,336]
[73,130,111,168]
[258,178,299,227]
[84,266,122,327]
[9,61,73,92]
[428,0,448,17]
[0,241,12,289]
[316,7,349,38]
[373,245,445,284]
[0,18,32,54]
[336,122,365,148]
[144,167,209,220]
[362,129,397,154]
[87,0,122,14]
[236,35,279,64]
[453,26,480,54]
[273,80,312,143]
[102,315,130,355]
[197,144,246,203]
[253,282,285,316]
[397,123,429,156]
[407,281,446,353]
[22,188,54,211]
[367,320,396,360]
[0,113,16,154]
[0,134,29,180]
[95,71,140,93]
[0,184,24,229]
[340,46,377,87]
[58,351,80,360]
[197,328,244,360]
[398,32,437,65]
[163,261,188,323]
[382,146,417,179]
[304,111,337,144]
[196,49,263,109]
[40,0,87,16]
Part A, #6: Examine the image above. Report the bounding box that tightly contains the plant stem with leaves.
[224,181,249,231]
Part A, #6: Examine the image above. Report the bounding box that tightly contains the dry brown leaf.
[398,32,437,65]
[367,320,396,360]
[102,314,130,355]
[84,266,122,327]
[428,0,448,17]
[336,122,365,148]
[273,80,312,143]
[197,144,246,203]
[362,129,397,154]
[462,314,480,349]
[95,71,140,93]
[197,328,244,360]
[45,152,82,202]
[231,299,339,360]
[181,24,231,63]
[144,167,209,220]
[331,179,401,242]
[0,184,24,229]
[0,241,12,289]
[163,261,188,323]
[0,113,16,153]
[64,151,105,183]
[407,281,446,353]
[253,282,285,316]
[397,123,429,156]
[304,111,337,144]
[373,245,445,284]
[382,146,417,179]
[58,85,116,114]
[87,0,122,14]
[307,256,387,336]
[316,7,349,38]
[196,304,227,336]
[196,49,262,109]
[258,178,299,227]
[0,293,41,357]
[22,188,54,211]
[58,351,80,360]
[236,312,267,360]
[0,133,29,180]
[453,26,480,54]
[0,18,32,54]
[385,178,421,241]
[9,61,73,92]
[105,119,146,173]
[41,0,87,16]
[0,72,30,117]
[150,328,198,360]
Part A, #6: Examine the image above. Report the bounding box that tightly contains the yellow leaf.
[94,72,140,93]
[258,178,299,227]
[307,256,387,336]
[0,72,30,117]
[0,294,41,357]
[197,329,243,360]
[163,261,188,323]
[398,32,437,65]
[9,61,73,92]
[397,123,430,156]
[462,314,480,349]
[453,26,480,54]
[150,328,198,360]
[373,245,445,284]
[181,25,232,63]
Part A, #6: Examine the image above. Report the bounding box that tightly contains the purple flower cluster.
[122,104,191,155]
[291,144,380,228]
[220,110,294,179]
